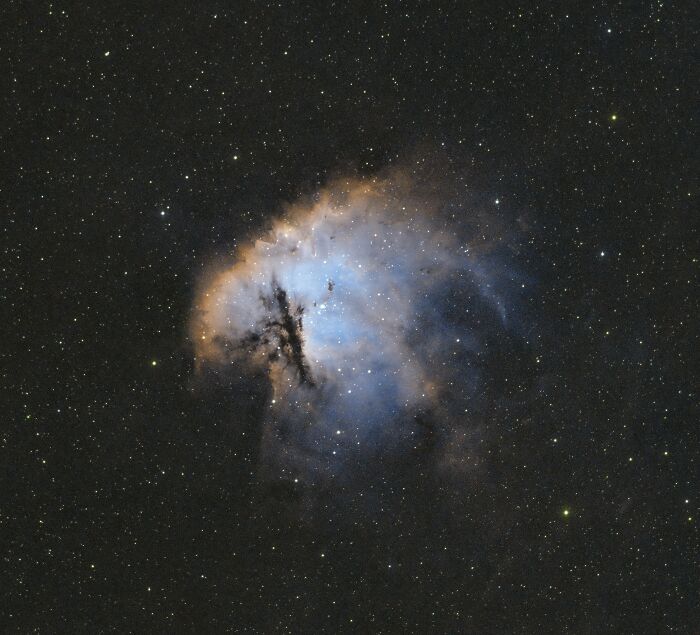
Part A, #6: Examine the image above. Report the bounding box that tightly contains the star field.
[3,2,698,632]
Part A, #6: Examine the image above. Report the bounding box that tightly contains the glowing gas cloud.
[192,172,526,483]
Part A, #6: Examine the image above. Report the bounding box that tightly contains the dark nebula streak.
[273,285,314,386]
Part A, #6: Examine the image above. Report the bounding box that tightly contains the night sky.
[5,2,699,633]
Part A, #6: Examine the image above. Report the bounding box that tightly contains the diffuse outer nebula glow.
[191,174,523,483]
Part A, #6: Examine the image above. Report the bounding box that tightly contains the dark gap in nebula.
[272,284,314,387]
[238,282,316,387]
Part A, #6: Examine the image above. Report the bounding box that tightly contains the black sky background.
[3,2,698,632]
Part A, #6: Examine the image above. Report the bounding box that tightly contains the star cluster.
[193,174,527,487]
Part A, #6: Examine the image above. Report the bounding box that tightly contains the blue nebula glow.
[193,177,523,480]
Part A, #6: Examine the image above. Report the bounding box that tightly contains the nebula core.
[192,174,526,484]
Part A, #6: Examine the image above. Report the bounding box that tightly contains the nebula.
[191,173,529,486]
